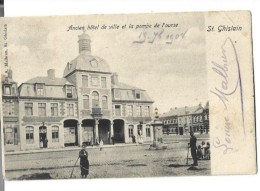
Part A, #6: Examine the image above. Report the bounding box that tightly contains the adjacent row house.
[160,102,209,135]
[2,31,154,151]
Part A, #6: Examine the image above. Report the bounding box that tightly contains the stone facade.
[2,31,154,151]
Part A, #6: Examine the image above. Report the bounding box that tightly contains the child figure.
[201,141,207,159]
[196,145,203,160]
[205,142,210,160]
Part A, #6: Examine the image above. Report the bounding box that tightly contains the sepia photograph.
[1,13,211,180]
[1,10,256,182]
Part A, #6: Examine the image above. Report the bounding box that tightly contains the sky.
[2,13,208,113]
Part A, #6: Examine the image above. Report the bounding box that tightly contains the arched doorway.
[82,119,95,146]
[39,126,47,148]
[64,119,78,146]
[98,119,110,144]
[113,119,125,143]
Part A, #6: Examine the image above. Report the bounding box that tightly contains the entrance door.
[39,126,47,148]
[63,120,78,146]
[179,127,184,135]
[113,120,125,143]
[98,120,110,144]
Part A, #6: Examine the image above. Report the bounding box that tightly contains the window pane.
[38,103,46,116]
[102,96,108,109]
[82,75,88,87]
[5,86,11,95]
[51,103,58,116]
[83,95,89,109]
[101,77,106,88]
[92,92,99,107]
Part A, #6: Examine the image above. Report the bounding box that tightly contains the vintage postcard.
[0,11,256,180]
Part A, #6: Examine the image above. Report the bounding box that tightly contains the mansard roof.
[25,77,73,86]
[160,103,207,118]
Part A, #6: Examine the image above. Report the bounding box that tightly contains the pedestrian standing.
[188,131,198,166]
[79,144,89,178]
[99,139,103,151]
[111,135,115,145]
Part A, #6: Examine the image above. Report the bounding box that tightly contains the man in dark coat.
[188,131,198,166]
[79,144,89,178]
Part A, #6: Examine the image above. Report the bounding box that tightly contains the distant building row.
[160,102,209,135]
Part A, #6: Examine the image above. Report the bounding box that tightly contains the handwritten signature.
[210,37,244,133]
[213,117,233,154]
[211,37,245,154]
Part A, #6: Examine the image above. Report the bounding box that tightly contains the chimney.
[47,69,55,80]
[111,73,119,85]
[8,69,13,79]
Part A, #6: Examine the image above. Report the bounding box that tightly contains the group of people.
[189,132,210,166]
[197,141,210,160]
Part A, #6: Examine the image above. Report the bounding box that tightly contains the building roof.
[25,77,73,86]
[63,54,111,77]
[112,82,143,90]
[160,104,204,118]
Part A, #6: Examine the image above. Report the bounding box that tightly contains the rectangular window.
[128,125,134,138]
[83,95,89,109]
[115,105,121,116]
[26,127,34,144]
[137,125,142,135]
[102,96,108,109]
[135,91,141,99]
[25,103,33,116]
[136,106,142,116]
[91,77,99,86]
[38,103,46,116]
[5,86,11,95]
[36,84,44,96]
[101,77,107,88]
[4,101,13,116]
[52,126,59,142]
[5,127,14,144]
[51,103,58,116]
[127,105,133,116]
[82,75,88,87]
[66,86,73,98]
[146,126,151,137]
[144,106,150,117]
[67,104,74,116]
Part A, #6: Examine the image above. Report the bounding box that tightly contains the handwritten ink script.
[211,37,245,154]
[213,117,233,154]
[132,29,188,44]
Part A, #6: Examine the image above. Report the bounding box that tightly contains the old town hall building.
[2,32,154,151]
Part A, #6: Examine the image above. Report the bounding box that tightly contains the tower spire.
[78,30,91,54]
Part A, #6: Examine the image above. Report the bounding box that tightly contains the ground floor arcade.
[7,118,154,151]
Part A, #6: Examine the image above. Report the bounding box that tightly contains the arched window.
[102,96,108,109]
[26,126,34,144]
[83,95,89,109]
[52,126,59,142]
[92,91,99,107]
